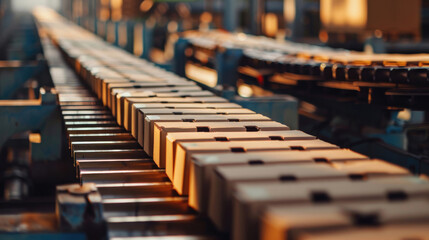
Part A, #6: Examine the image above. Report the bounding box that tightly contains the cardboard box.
[80,169,167,184]
[101,78,194,105]
[188,149,368,214]
[137,108,256,148]
[62,109,110,116]
[71,140,140,156]
[103,81,196,107]
[66,126,124,135]
[165,130,313,179]
[91,73,122,98]
[63,115,113,121]
[209,159,410,232]
[232,177,429,240]
[98,77,160,96]
[68,133,134,143]
[115,90,214,124]
[150,115,276,168]
[122,96,228,131]
[130,102,243,138]
[156,121,290,170]
[297,223,429,240]
[173,139,338,195]
[261,201,429,240]
[110,86,202,112]
[73,149,147,166]
[77,158,154,172]
[64,120,117,128]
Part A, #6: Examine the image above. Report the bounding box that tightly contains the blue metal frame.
[0,233,85,240]
[0,89,62,162]
[215,47,243,86]
[224,0,238,32]
[173,38,190,77]
[0,60,47,99]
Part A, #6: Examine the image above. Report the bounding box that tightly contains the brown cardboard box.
[209,159,410,232]
[66,126,124,135]
[261,201,429,240]
[111,86,202,112]
[173,139,338,195]
[156,121,290,171]
[147,114,271,165]
[90,70,122,98]
[68,132,134,143]
[70,140,140,156]
[130,102,243,138]
[103,81,196,107]
[77,158,154,172]
[73,149,147,166]
[115,90,214,124]
[165,130,313,179]
[98,76,162,102]
[299,223,429,240]
[137,108,256,148]
[152,115,276,168]
[122,96,228,131]
[188,149,368,214]
[232,177,429,240]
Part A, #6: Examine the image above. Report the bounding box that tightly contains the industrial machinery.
[2,0,429,240]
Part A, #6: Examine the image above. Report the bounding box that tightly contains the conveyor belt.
[182,31,429,108]
[38,17,218,239]
[184,31,429,85]
[34,7,429,240]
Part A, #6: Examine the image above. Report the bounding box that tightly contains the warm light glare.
[200,12,213,23]
[237,84,254,98]
[111,9,122,21]
[264,13,278,37]
[185,63,217,87]
[29,133,42,144]
[319,30,328,43]
[133,23,143,56]
[110,0,122,8]
[140,0,154,12]
[100,0,109,6]
[284,0,296,23]
[321,0,367,29]
[347,0,366,27]
[164,33,179,61]
[99,7,109,20]
[110,0,122,20]
[167,21,179,33]
[397,109,411,121]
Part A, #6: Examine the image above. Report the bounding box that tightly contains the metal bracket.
[173,38,190,77]
[0,60,49,99]
[0,87,62,161]
[215,47,243,87]
[56,183,106,240]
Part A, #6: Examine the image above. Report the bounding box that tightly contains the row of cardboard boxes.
[35,8,429,240]
[41,33,207,238]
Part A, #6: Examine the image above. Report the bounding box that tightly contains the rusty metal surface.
[0,213,57,232]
